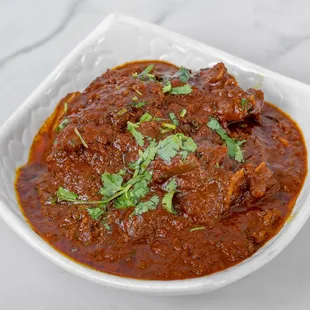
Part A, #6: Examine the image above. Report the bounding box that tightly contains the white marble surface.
[1,0,310,309]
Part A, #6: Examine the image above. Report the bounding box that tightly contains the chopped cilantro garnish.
[74,128,88,148]
[190,226,205,232]
[88,207,104,220]
[241,98,248,110]
[175,66,191,83]
[100,173,123,198]
[133,101,147,109]
[180,109,187,118]
[56,118,70,132]
[161,123,176,130]
[163,82,192,95]
[103,221,111,231]
[157,133,197,162]
[132,195,159,216]
[127,121,145,147]
[117,108,127,116]
[162,81,172,93]
[169,113,179,126]
[57,187,78,202]
[207,117,246,162]
[170,84,192,95]
[130,140,158,174]
[127,114,153,146]
[162,178,177,214]
[133,64,155,81]
[118,169,126,176]
[140,112,152,122]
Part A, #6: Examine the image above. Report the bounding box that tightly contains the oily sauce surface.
[15,61,307,280]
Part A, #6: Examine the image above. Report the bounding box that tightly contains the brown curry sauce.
[15,61,307,280]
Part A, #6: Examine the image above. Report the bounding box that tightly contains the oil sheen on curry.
[15,61,307,280]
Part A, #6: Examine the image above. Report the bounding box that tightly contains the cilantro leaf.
[157,133,197,163]
[163,81,172,93]
[180,109,187,118]
[162,178,177,214]
[207,117,246,163]
[114,171,151,209]
[166,178,177,192]
[170,84,192,95]
[88,207,104,220]
[103,221,111,231]
[56,118,70,132]
[241,98,248,110]
[130,140,158,173]
[175,66,191,83]
[132,195,159,216]
[57,187,78,202]
[133,64,155,81]
[140,112,152,122]
[117,108,128,116]
[169,113,179,126]
[127,121,145,147]
[132,101,147,108]
[100,173,123,198]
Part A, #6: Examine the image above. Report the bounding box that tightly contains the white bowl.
[0,13,309,296]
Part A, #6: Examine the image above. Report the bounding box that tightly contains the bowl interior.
[0,13,309,294]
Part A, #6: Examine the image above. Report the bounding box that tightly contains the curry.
[15,61,307,280]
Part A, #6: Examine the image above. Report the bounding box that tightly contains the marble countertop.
[1,0,310,309]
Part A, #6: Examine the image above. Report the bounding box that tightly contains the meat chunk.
[192,63,264,123]
[246,209,282,243]
[246,162,279,198]
[225,169,246,205]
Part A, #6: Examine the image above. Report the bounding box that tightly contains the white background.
[1,0,310,309]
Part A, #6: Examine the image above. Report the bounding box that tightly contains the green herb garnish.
[161,123,176,131]
[157,133,197,162]
[207,117,246,162]
[180,109,187,118]
[74,128,88,148]
[127,121,145,147]
[190,226,205,232]
[162,81,172,93]
[87,207,104,220]
[99,173,124,198]
[162,178,177,214]
[133,102,147,108]
[140,112,152,122]
[56,118,70,132]
[169,113,179,126]
[241,98,248,110]
[117,108,128,116]
[127,113,153,146]
[175,66,191,83]
[163,82,192,95]
[133,64,155,81]
[57,187,78,202]
[170,84,192,95]
[103,221,111,231]
[132,195,159,216]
